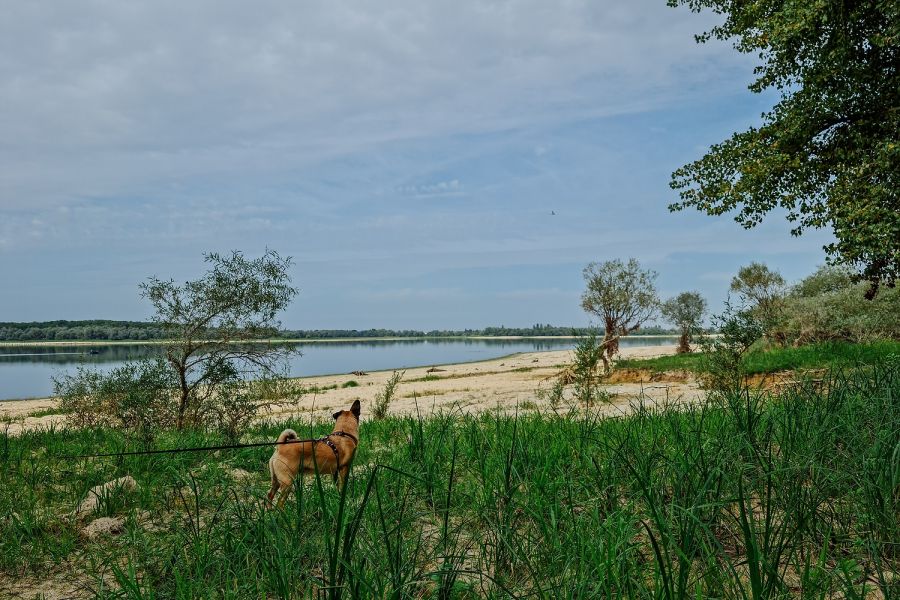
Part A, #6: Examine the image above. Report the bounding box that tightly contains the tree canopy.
[668,0,899,293]
[139,249,298,429]
[661,291,708,353]
[581,258,660,370]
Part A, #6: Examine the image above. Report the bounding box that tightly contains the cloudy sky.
[0,1,832,329]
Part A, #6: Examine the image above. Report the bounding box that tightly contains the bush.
[53,359,287,439]
[775,266,900,344]
[372,371,404,420]
[572,329,609,406]
[699,303,764,392]
[54,359,176,435]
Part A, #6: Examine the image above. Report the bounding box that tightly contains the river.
[0,337,677,400]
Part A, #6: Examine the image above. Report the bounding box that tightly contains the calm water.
[0,337,676,401]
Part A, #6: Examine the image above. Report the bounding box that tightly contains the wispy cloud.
[398,179,463,198]
[0,2,832,326]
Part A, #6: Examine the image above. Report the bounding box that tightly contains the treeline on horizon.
[0,320,676,342]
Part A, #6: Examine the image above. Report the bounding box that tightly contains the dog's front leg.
[336,467,350,490]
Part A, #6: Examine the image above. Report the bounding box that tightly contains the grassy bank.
[2,363,898,598]
[615,340,900,375]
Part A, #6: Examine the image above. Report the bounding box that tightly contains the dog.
[267,399,361,508]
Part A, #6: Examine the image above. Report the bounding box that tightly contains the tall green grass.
[616,340,900,375]
[1,362,898,598]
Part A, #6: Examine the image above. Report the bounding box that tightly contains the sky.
[0,1,833,330]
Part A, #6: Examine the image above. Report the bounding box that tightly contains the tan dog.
[267,399,361,507]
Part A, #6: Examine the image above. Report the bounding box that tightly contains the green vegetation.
[581,258,660,370]
[570,329,607,405]
[2,364,898,597]
[660,291,707,353]
[0,320,170,342]
[668,0,900,290]
[616,340,900,376]
[775,265,900,344]
[372,370,404,420]
[52,251,300,438]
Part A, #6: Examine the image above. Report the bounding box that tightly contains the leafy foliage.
[139,250,298,429]
[668,0,900,291]
[775,265,900,343]
[581,258,660,369]
[53,359,176,435]
[699,302,765,391]
[571,329,608,405]
[372,370,404,420]
[50,251,299,438]
[661,291,707,353]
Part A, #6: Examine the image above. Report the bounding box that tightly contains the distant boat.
[88,349,100,355]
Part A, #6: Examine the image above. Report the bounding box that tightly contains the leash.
[55,431,358,461]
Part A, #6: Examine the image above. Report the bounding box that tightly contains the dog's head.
[332,399,361,427]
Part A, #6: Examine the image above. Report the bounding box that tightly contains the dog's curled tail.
[277,429,299,444]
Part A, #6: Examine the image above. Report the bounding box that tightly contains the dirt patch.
[0,572,93,600]
[603,369,694,384]
[744,369,828,391]
[81,516,125,540]
[74,476,139,517]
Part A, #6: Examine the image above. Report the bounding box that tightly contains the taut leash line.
[56,431,357,461]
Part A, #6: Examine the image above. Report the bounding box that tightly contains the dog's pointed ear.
[351,399,361,418]
[332,410,343,420]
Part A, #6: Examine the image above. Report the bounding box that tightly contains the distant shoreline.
[0,334,681,348]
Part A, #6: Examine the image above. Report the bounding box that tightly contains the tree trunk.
[677,330,691,354]
[603,318,620,370]
[176,363,189,430]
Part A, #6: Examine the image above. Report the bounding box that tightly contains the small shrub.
[54,359,176,435]
[536,377,566,409]
[372,370,404,420]
[53,358,285,440]
[700,302,764,392]
[572,330,607,406]
[342,380,359,388]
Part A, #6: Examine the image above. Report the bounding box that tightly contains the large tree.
[140,250,298,429]
[668,0,899,294]
[581,258,660,372]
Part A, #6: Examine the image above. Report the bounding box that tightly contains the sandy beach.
[0,344,701,435]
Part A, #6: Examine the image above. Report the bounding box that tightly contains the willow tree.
[668,0,899,295]
[729,262,787,333]
[140,250,298,429]
[581,258,659,372]
[661,291,707,354]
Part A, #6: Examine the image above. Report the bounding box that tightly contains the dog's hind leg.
[275,480,293,509]
[266,472,280,507]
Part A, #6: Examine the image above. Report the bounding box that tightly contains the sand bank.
[1,344,701,435]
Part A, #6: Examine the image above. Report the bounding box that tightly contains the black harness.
[316,431,359,478]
